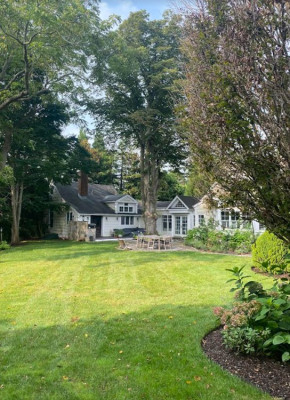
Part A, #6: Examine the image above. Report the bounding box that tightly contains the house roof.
[55,182,142,215]
[178,195,200,208]
[55,182,116,215]
[104,195,126,202]
[157,201,171,209]
[166,195,200,210]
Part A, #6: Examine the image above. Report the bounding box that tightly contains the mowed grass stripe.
[0,241,272,400]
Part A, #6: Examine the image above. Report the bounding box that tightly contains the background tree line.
[0,0,289,244]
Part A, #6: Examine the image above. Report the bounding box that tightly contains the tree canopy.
[2,97,94,243]
[181,0,290,242]
[90,10,185,233]
[0,0,100,112]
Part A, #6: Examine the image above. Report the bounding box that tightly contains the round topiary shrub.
[252,231,288,269]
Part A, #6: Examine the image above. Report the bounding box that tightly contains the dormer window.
[118,202,134,213]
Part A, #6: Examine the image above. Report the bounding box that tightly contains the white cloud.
[99,1,138,21]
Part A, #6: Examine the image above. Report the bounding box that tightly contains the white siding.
[49,186,71,238]
[193,201,218,226]
[102,215,145,237]
[115,196,138,214]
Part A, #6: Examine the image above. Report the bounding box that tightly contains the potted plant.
[114,229,123,238]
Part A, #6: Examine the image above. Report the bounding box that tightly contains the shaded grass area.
[0,241,273,399]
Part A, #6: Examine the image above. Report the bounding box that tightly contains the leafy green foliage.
[181,0,290,243]
[252,232,289,273]
[215,267,290,361]
[0,97,95,242]
[0,240,10,251]
[158,172,185,201]
[0,0,100,111]
[79,132,116,186]
[185,222,254,253]
[89,11,185,232]
[222,327,270,355]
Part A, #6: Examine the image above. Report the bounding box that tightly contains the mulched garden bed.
[251,266,290,280]
[202,328,290,400]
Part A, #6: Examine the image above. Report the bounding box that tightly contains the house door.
[175,216,188,235]
[91,216,102,237]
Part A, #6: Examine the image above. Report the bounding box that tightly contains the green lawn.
[0,241,273,400]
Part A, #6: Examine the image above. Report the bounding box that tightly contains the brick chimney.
[78,171,88,197]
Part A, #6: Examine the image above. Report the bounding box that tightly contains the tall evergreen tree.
[3,98,93,244]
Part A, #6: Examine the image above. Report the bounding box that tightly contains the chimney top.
[78,171,88,197]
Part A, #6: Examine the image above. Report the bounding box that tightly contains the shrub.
[214,265,290,362]
[0,241,10,251]
[252,231,289,272]
[185,223,254,254]
[231,230,253,253]
[186,224,209,243]
[222,326,270,355]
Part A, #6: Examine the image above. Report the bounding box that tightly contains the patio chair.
[160,236,173,250]
[136,233,144,248]
[147,237,159,250]
[118,239,132,250]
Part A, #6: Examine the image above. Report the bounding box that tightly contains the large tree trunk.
[140,142,159,234]
[11,182,24,245]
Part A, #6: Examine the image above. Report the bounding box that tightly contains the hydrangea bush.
[214,266,290,362]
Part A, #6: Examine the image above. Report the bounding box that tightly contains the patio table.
[137,235,172,250]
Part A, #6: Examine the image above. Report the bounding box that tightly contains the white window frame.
[175,216,187,235]
[66,211,73,224]
[162,215,172,232]
[221,210,230,228]
[221,210,241,229]
[182,216,188,235]
[121,216,134,225]
[118,202,134,213]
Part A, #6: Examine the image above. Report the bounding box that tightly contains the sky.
[99,0,171,21]
[63,0,173,137]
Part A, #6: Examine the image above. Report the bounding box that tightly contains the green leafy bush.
[214,266,290,362]
[0,241,10,251]
[252,231,289,273]
[185,222,254,254]
[222,326,270,355]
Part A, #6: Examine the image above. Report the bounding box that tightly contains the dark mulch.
[202,328,290,399]
[251,266,290,280]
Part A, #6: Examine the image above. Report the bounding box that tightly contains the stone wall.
[68,221,88,241]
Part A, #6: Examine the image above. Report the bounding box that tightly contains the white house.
[48,174,265,239]
[49,174,144,239]
[155,193,265,237]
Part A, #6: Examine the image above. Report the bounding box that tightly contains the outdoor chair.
[118,239,132,250]
[160,236,173,250]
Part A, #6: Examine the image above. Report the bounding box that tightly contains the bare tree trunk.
[140,142,159,234]
[11,182,24,245]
